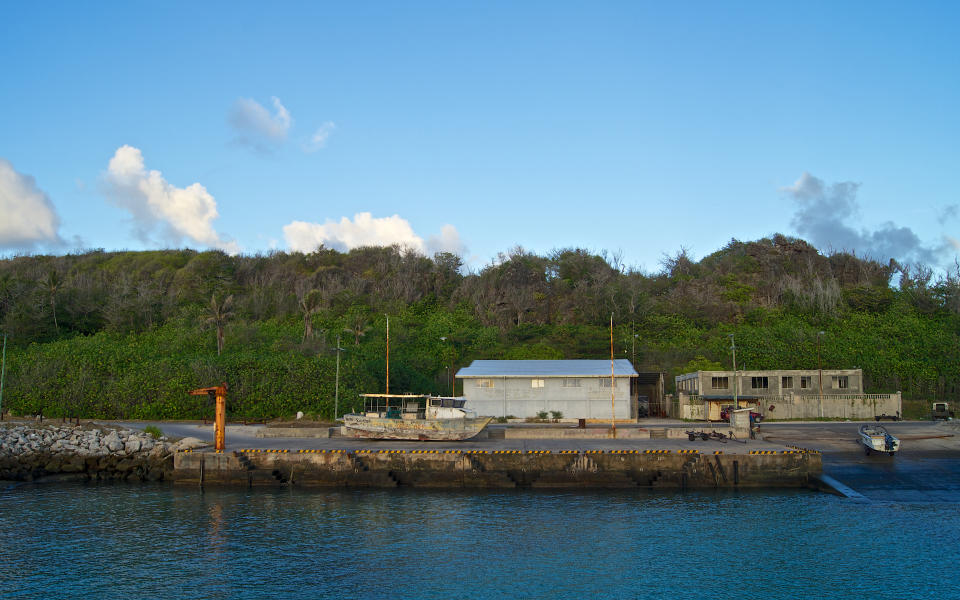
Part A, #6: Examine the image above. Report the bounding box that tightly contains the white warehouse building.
[456,359,639,420]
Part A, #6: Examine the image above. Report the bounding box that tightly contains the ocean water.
[0,484,957,599]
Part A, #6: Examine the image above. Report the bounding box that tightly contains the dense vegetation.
[1,234,958,420]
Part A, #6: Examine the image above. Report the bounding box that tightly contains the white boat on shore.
[859,423,900,456]
[342,394,492,441]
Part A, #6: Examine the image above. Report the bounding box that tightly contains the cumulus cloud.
[782,172,938,265]
[0,158,63,249]
[283,212,465,257]
[103,145,239,254]
[303,121,336,152]
[229,96,292,150]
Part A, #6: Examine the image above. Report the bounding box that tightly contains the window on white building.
[477,379,495,388]
[531,379,544,388]
[562,378,581,388]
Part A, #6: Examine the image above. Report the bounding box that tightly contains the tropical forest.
[0,234,958,421]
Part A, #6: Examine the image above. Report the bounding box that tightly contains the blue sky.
[2,1,958,272]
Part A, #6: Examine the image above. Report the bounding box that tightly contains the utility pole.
[0,332,6,421]
[334,334,343,420]
[817,331,825,418]
[729,334,738,412]
[610,314,616,438]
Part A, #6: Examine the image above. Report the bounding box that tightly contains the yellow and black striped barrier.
[749,450,777,455]
[713,450,724,455]
[526,450,551,454]
[298,449,326,453]
[464,450,488,454]
[492,450,522,454]
[411,449,441,454]
[611,449,640,454]
[558,450,579,454]
[678,449,699,454]
[180,449,193,453]
[644,449,670,454]
[786,445,821,454]
[444,450,462,454]
[585,450,604,454]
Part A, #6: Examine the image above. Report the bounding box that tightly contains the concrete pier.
[173,447,820,489]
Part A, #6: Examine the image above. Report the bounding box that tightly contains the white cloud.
[427,224,467,256]
[229,96,292,149]
[0,158,63,249]
[283,212,465,257]
[303,121,336,152]
[103,145,240,254]
[782,171,936,265]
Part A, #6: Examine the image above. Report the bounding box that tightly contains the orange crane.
[189,383,227,451]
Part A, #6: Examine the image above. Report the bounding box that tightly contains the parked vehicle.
[932,402,954,421]
[874,412,900,422]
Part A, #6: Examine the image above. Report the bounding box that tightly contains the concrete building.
[671,368,901,421]
[456,360,639,420]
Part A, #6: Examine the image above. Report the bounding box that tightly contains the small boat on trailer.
[342,394,492,441]
[859,423,900,456]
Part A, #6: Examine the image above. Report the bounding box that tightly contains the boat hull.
[859,424,900,455]
[342,414,493,441]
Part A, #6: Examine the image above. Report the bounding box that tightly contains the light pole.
[0,332,6,421]
[334,334,345,420]
[632,333,638,366]
[817,330,825,418]
[440,336,453,396]
[729,334,738,412]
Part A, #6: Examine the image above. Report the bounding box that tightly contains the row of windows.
[475,378,618,389]
[710,375,850,390]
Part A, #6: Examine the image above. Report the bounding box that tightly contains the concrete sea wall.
[174,449,820,489]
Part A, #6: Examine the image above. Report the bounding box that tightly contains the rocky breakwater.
[0,423,187,482]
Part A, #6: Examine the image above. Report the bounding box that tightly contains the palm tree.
[344,309,371,345]
[297,288,324,342]
[42,270,61,332]
[207,294,234,355]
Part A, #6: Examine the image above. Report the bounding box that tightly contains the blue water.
[0,484,957,599]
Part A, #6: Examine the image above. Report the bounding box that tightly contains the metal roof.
[456,360,638,378]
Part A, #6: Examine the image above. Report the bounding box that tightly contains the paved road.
[110,420,785,454]
[762,421,960,502]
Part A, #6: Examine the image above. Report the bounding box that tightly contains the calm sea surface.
[1,483,957,599]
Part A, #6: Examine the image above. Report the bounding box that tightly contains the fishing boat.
[859,423,900,456]
[340,316,491,440]
[342,394,492,441]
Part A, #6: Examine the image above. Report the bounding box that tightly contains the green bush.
[143,425,163,439]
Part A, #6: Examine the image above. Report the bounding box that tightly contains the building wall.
[677,369,863,397]
[461,376,632,419]
[669,391,901,421]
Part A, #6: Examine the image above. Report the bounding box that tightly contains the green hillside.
[1,235,957,420]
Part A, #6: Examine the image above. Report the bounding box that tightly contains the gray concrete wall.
[173,450,821,489]
[670,391,902,420]
[462,376,632,419]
